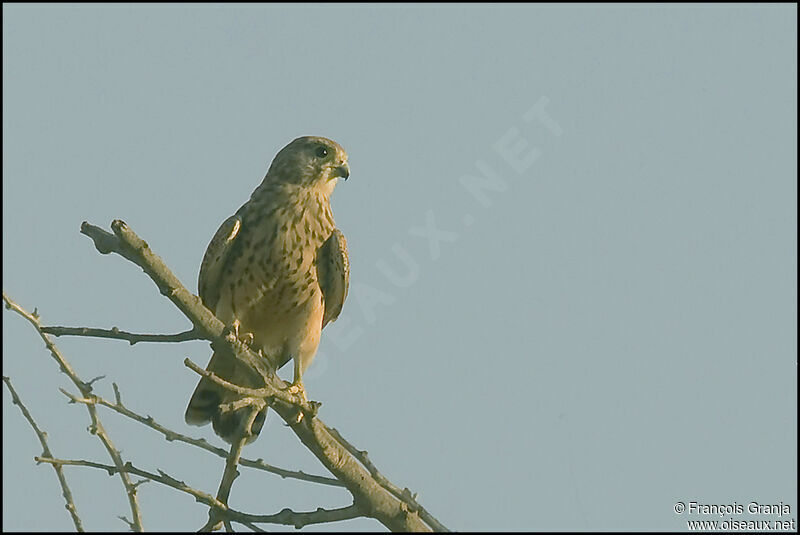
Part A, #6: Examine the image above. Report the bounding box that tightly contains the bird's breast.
[220,193,334,333]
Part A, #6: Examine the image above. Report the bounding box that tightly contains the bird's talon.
[284,382,308,403]
[227,320,255,346]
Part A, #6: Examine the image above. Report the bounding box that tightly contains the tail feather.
[185,352,267,444]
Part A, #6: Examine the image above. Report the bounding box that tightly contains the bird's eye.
[315,146,329,158]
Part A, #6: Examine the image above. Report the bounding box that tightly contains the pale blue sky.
[3,4,797,531]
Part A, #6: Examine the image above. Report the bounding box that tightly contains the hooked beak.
[333,162,350,181]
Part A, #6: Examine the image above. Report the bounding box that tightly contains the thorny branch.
[35,457,361,529]
[81,219,444,530]
[3,219,449,531]
[2,376,85,532]
[61,383,344,488]
[3,291,145,532]
[201,405,261,532]
[328,427,450,533]
[40,326,202,345]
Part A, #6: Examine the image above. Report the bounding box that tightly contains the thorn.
[86,375,106,387]
[117,515,135,529]
[112,383,123,404]
[131,478,151,490]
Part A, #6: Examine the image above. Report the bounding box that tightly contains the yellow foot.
[230,319,254,346]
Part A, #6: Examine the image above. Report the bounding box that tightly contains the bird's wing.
[198,214,242,311]
[317,228,350,328]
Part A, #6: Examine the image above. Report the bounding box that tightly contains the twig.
[36,457,226,511]
[183,358,320,419]
[40,326,201,345]
[3,376,85,532]
[200,406,262,532]
[3,292,145,532]
[80,220,221,340]
[236,520,266,532]
[37,457,362,529]
[232,503,363,529]
[60,383,344,488]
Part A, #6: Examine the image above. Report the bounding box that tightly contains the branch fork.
[3,219,448,532]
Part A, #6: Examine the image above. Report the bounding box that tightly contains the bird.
[185,136,350,444]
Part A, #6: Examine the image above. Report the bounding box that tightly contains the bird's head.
[265,136,349,195]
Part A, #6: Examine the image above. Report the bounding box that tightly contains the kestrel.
[185,136,350,444]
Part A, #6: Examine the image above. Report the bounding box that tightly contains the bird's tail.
[185,352,267,444]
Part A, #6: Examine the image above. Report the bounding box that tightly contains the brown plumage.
[185,136,350,443]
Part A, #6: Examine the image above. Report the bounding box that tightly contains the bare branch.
[80,220,221,340]
[3,376,85,532]
[3,292,145,532]
[36,456,226,511]
[40,326,202,345]
[236,519,267,532]
[232,503,364,529]
[60,383,344,488]
[37,457,363,529]
[8,219,446,531]
[200,406,262,532]
[79,219,442,531]
[328,427,450,532]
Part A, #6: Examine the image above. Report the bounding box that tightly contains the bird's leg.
[284,357,308,403]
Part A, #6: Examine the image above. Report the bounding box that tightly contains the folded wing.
[317,228,350,328]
